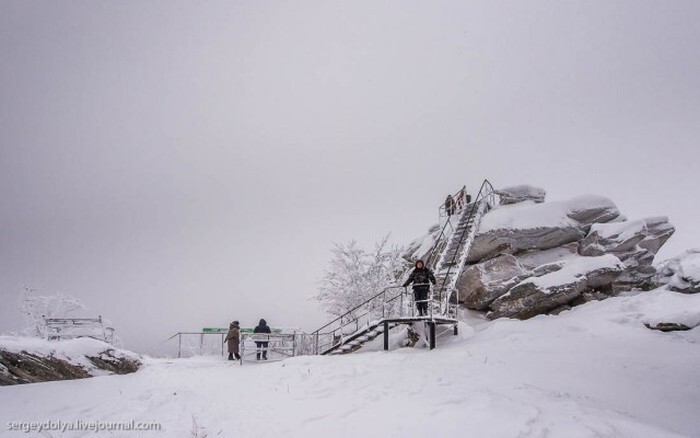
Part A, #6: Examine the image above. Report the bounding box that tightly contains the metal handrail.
[310,285,408,336]
[434,179,496,317]
[424,216,455,271]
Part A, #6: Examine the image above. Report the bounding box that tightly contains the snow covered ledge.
[0,336,141,386]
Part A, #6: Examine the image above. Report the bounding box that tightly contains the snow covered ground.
[1,288,699,437]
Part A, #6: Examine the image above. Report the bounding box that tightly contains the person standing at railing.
[225,321,241,361]
[444,195,456,217]
[402,260,436,316]
[254,318,271,360]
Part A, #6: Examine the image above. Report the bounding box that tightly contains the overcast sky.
[1,1,699,354]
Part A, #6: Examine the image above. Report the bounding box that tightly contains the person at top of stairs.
[456,185,469,210]
[402,260,436,316]
[444,194,456,217]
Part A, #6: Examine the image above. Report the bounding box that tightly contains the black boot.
[263,352,268,360]
[256,353,261,361]
[227,353,233,361]
[234,353,241,360]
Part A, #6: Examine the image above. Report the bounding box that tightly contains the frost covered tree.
[17,286,86,338]
[316,235,406,317]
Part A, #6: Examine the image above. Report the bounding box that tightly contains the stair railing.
[309,285,410,355]
[434,179,497,317]
[424,216,455,272]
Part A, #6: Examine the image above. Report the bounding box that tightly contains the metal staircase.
[308,180,497,356]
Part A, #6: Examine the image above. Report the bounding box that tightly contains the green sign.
[202,328,227,333]
[203,327,283,333]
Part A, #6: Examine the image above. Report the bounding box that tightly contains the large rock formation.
[408,184,676,321]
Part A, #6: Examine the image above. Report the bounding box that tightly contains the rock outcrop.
[468,226,586,263]
[655,249,700,293]
[457,254,531,310]
[468,196,620,263]
[406,184,676,321]
[0,337,141,386]
[487,255,624,319]
[579,217,675,291]
[495,185,546,205]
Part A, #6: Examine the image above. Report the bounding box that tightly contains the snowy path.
[1,289,699,437]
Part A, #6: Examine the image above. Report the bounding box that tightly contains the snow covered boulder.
[579,217,675,260]
[637,287,700,331]
[468,196,619,263]
[655,249,700,293]
[515,243,581,270]
[457,254,532,310]
[496,184,546,205]
[487,255,625,320]
[579,219,649,257]
[0,336,141,386]
[564,195,621,227]
[637,216,677,254]
[578,217,675,290]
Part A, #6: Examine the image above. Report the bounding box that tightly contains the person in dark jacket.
[402,260,436,316]
[253,318,271,360]
[225,321,241,361]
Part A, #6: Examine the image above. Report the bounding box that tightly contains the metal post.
[429,287,434,319]
[382,290,386,318]
[383,321,389,351]
[429,322,436,350]
[178,333,182,358]
[200,333,204,355]
[453,323,459,336]
[221,333,225,356]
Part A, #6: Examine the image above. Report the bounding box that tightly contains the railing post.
[178,333,182,359]
[429,322,436,350]
[383,321,390,351]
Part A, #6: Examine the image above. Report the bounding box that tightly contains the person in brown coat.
[225,321,241,360]
[445,195,456,217]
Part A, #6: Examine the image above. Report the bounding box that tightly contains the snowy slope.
[0,288,698,437]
